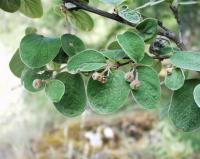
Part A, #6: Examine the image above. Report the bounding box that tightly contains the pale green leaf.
[99,0,124,5]
[169,79,200,131]
[193,84,200,108]
[9,49,26,78]
[87,70,130,114]
[165,68,185,90]
[132,66,161,109]
[170,51,200,71]
[117,31,145,63]
[45,80,65,103]
[61,34,86,56]
[67,10,94,31]
[54,72,86,117]
[20,0,43,18]
[119,8,141,24]
[19,34,61,68]
[67,49,107,74]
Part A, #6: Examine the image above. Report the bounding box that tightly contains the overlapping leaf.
[87,70,130,114]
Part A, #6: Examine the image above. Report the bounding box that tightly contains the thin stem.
[63,0,185,50]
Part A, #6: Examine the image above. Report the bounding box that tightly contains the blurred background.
[0,0,200,159]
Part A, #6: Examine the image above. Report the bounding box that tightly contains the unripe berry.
[166,67,173,75]
[125,72,134,82]
[32,79,43,89]
[130,80,141,90]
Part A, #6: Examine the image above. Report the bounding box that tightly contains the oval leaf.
[136,18,158,42]
[19,0,43,18]
[170,51,200,71]
[193,84,200,108]
[54,72,86,117]
[9,49,26,78]
[45,80,65,103]
[0,0,20,12]
[20,34,61,68]
[61,34,86,56]
[119,8,141,24]
[87,70,130,114]
[101,49,126,61]
[165,68,185,90]
[117,31,145,63]
[132,66,161,109]
[67,49,107,74]
[21,68,45,92]
[169,79,200,131]
[67,10,94,31]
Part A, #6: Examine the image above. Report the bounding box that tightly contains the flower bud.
[125,72,134,82]
[130,80,141,90]
[32,79,43,89]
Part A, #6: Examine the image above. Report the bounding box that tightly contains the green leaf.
[139,53,162,73]
[132,66,161,109]
[170,51,200,71]
[119,7,141,24]
[67,10,94,31]
[21,68,45,92]
[19,0,43,18]
[107,41,121,50]
[193,84,200,108]
[136,18,158,42]
[54,72,86,117]
[164,68,185,91]
[61,34,86,56]
[157,47,179,56]
[67,49,107,74]
[9,49,26,78]
[53,48,69,64]
[87,70,130,114]
[0,0,20,12]
[169,79,200,132]
[25,26,37,35]
[117,31,145,63]
[101,49,126,61]
[99,0,124,5]
[20,34,61,68]
[45,80,65,103]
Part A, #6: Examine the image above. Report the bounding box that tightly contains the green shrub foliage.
[4,0,200,132]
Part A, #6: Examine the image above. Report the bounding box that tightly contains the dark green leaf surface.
[0,0,20,12]
[165,68,185,90]
[170,51,200,71]
[19,0,43,18]
[45,80,65,103]
[20,34,61,68]
[136,18,158,42]
[54,72,86,117]
[9,49,26,78]
[169,79,200,131]
[87,70,130,114]
[132,66,161,109]
[61,34,86,56]
[53,48,69,64]
[67,49,107,74]
[117,31,145,63]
